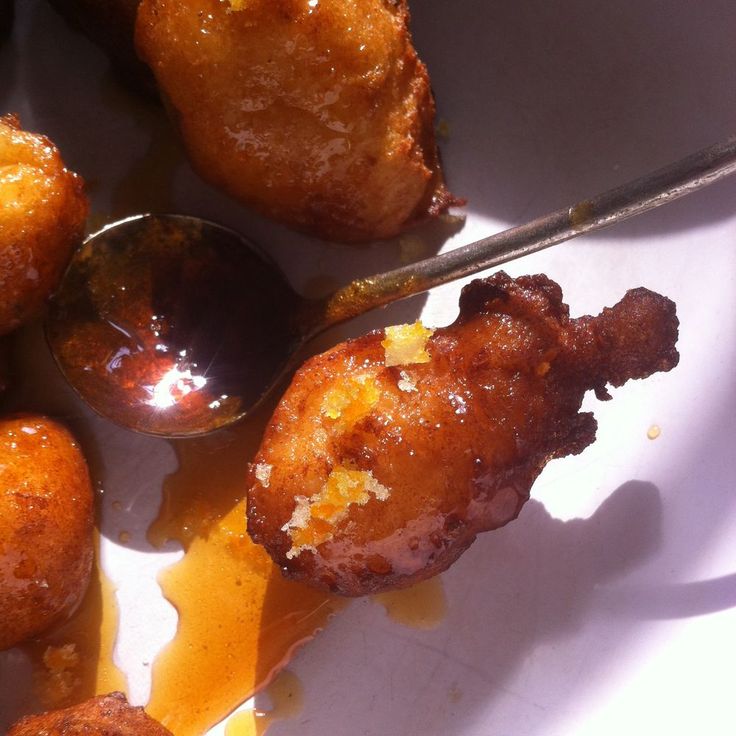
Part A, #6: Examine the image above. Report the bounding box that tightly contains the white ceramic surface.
[1,1,735,734]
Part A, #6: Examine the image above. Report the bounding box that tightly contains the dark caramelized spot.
[366,554,392,576]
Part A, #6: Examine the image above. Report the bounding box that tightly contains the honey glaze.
[146,408,344,736]
[373,576,447,630]
[224,670,303,736]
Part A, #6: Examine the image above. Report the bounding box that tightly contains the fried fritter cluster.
[247,273,679,596]
[136,0,458,242]
[0,416,94,650]
[8,692,172,735]
[0,115,87,335]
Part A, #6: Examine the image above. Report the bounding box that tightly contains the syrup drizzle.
[373,576,447,630]
[224,670,304,736]
[22,541,126,709]
[0,539,125,729]
[145,410,343,735]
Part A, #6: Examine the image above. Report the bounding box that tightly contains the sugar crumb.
[320,373,379,425]
[283,467,390,558]
[255,462,273,487]
[382,322,434,367]
[397,370,417,393]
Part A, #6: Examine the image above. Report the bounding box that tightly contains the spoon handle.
[321,134,736,328]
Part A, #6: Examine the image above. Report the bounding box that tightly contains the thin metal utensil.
[317,134,736,329]
[46,135,736,436]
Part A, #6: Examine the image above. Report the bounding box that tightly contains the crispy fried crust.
[0,416,94,650]
[247,273,679,596]
[136,0,460,242]
[0,115,88,335]
[8,692,173,735]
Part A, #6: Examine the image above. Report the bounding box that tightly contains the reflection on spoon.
[46,136,736,436]
[46,215,300,436]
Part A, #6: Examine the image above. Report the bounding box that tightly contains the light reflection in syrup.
[46,214,299,438]
[147,362,208,410]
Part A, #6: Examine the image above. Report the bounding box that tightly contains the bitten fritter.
[0,115,88,335]
[0,416,94,650]
[8,692,173,735]
[247,273,679,596]
[136,0,459,242]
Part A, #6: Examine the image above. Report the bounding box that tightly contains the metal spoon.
[46,135,736,437]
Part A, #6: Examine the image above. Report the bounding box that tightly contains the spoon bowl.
[46,214,301,437]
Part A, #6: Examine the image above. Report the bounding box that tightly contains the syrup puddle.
[22,543,125,709]
[0,322,125,727]
[225,670,303,736]
[0,540,126,730]
[373,576,447,630]
[216,579,448,736]
[2,319,445,732]
[145,407,344,736]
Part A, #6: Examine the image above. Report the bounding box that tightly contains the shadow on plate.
[413,0,736,237]
[270,374,736,735]
[598,572,736,621]
[262,480,664,735]
[0,6,17,111]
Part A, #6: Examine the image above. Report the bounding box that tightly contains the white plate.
[2,1,736,734]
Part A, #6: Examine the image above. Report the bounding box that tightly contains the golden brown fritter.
[8,692,173,735]
[0,415,94,650]
[0,115,88,336]
[247,272,679,596]
[136,0,458,242]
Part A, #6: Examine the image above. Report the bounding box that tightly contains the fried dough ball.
[136,0,458,242]
[0,415,94,650]
[0,115,88,336]
[8,692,173,735]
[247,273,679,596]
